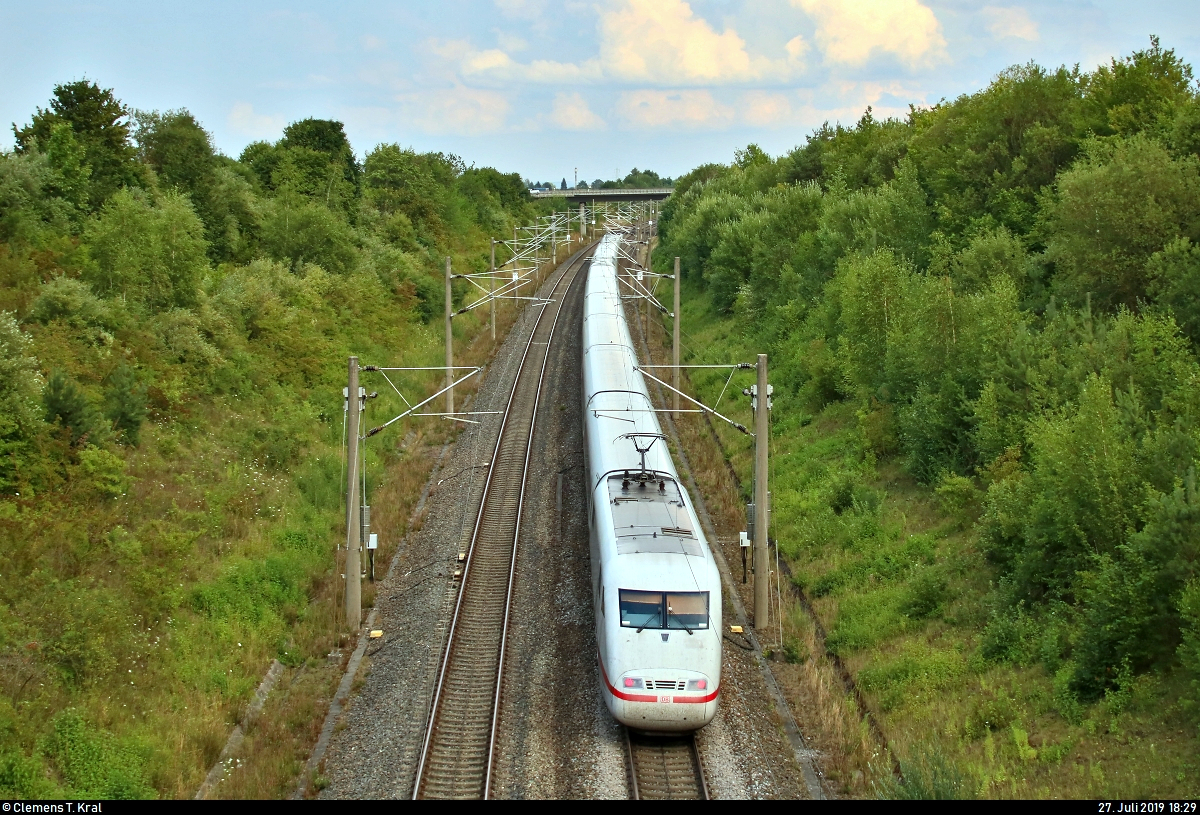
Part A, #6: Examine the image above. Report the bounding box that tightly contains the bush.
[29,276,111,327]
[1071,475,1200,697]
[934,471,980,519]
[41,710,155,799]
[1071,552,1158,699]
[897,375,974,484]
[963,687,1019,740]
[980,602,1040,664]
[77,446,129,499]
[0,748,60,798]
[902,568,950,619]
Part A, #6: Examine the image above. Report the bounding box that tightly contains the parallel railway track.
[624,729,709,800]
[412,247,591,800]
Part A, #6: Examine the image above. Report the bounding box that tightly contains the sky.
[3,0,1198,183]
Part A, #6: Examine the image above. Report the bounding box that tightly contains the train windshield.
[619,590,663,629]
[667,592,709,630]
[619,590,709,630]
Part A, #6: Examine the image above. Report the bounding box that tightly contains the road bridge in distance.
[530,187,673,203]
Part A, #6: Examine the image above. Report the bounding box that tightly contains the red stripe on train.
[597,651,719,704]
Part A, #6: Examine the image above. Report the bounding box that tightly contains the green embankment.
[655,38,1200,798]
[0,82,555,798]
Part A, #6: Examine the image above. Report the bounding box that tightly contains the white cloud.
[463,0,806,87]
[981,6,1039,41]
[741,91,795,127]
[227,103,285,139]
[496,32,528,53]
[395,85,510,135]
[362,34,385,51]
[463,48,517,74]
[599,0,766,83]
[793,0,947,68]
[616,90,735,129]
[429,38,473,60]
[785,35,810,64]
[550,92,606,130]
[462,51,604,84]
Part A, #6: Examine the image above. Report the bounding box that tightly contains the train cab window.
[667,592,709,630]
[619,590,709,630]
[619,590,663,629]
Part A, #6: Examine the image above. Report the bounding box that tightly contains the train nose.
[609,670,718,731]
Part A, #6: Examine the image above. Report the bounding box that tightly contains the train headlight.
[623,677,644,689]
[687,679,707,691]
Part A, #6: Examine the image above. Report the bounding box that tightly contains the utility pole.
[580,203,586,239]
[753,354,770,629]
[445,257,454,416]
[673,257,681,413]
[345,356,362,631]
[489,239,496,343]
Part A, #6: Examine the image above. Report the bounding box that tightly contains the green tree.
[238,140,279,190]
[0,312,44,488]
[45,122,92,217]
[1073,474,1200,698]
[135,109,215,195]
[1180,579,1200,707]
[909,63,1083,238]
[0,149,75,242]
[83,188,209,309]
[817,158,934,271]
[270,146,356,213]
[280,118,360,194]
[1043,135,1200,311]
[1011,376,1141,600]
[831,248,917,396]
[259,195,357,274]
[1148,238,1200,345]
[1080,36,1197,139]
[43,371,105,447]
[13,80,140,207]
[135,111,258,262]
[363,145,461,238]
[784,108,911,191]
[103,363,147,446]
[951,227,1031,295]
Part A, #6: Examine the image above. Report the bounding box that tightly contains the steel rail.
[484,238,583,799]
[624,728,710,800]
[412,243,593,800]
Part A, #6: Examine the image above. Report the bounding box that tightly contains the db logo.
[659,695,672,704]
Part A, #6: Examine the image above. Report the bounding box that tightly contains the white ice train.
[583,232,722,732]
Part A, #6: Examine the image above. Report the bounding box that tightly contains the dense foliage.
[656,39,1200,705]
[1,80,537,797]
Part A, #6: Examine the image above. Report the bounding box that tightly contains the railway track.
[624,729,709,800]
[412,246,592,800]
